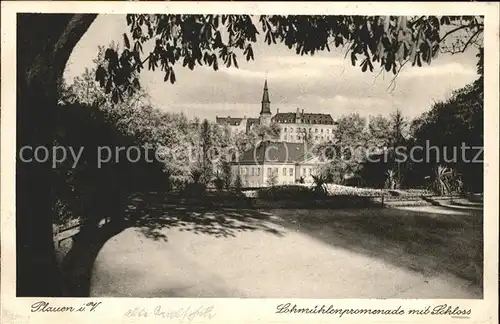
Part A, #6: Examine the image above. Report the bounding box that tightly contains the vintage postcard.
[1,1,498,324]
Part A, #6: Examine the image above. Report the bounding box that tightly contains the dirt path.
[89,208,481,298]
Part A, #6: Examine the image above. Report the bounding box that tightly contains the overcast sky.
[64,14,480,121]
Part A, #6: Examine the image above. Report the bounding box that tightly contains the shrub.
[322,184,384,197]
[213,177,225,191]
[182,182,206,198]
[256,185,316,201]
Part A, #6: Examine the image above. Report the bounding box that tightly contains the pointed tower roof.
[260,78,271,114]
[262,79,270,102]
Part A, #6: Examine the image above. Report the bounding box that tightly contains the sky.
[64,14,480,122]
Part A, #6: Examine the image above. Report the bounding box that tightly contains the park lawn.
[265,205,483,289]
[87,196,483,298]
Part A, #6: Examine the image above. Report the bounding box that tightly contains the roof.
[260,79,271,114]
[232,141,323,165]
[216,117,244,126]
[261,79,270,103]
[247,118,259,126]
[272,112,335,125]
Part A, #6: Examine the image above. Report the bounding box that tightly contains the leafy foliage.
[389,109,409,147]
[367,115,392,147]
[213,173,225,191]
[311,174,329,197]
[234,173,243,192]
[409,52,483,192]
[221,161,233,190]
[385,169,397,190]
[96,15,483,102]
[315,113,368,183]
[426,165,463,196]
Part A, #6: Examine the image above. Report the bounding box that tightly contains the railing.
[53,219,82,248]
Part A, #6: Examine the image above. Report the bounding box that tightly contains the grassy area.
[125,191,483,290]
[266,206,483,289]
[61,191,483,297]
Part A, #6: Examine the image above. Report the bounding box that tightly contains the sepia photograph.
[2,1,499,323]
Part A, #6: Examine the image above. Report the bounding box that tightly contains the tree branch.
[460,29,483,53]
[438,24,470,45]
[387,59,410,93]
[372,67,385,85]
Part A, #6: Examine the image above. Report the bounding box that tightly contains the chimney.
[302,109,304,115]
[277,108,279,114]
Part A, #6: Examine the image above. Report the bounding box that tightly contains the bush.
[323,184,384,197]
[181,183,207,198]
[256,185,317,201]
[213,177,225,191]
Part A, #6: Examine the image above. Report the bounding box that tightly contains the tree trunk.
[16,13,96,296]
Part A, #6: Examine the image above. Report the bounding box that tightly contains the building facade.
[216,79,337,143]
[230,141,327,188]
[272,109,336,143]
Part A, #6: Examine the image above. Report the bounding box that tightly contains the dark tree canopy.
[95,15,484,103]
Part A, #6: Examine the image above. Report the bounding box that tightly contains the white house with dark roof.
[230,141,328,188]
[215,79,337,143]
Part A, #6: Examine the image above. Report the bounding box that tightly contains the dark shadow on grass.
[60,192,286,297]
[128,193,286,241]
[268,206,483,297]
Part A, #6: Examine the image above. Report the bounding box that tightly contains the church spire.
[260,78,271,115]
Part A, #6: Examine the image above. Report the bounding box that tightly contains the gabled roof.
[233,141,324,165]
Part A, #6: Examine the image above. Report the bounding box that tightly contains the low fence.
[53,219,82,248]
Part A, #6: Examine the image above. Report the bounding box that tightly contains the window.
[283,167,287,176]
[257,168,260,176]
[243,167,247,175]
[284,127,287,132]
[309,168,312,175]
[321,129,324,133]
[251,168,254,176]
[315,136,319,140]
[326,129,329,133]
[290,128,294,133]
[315,128,318,133]
[274,167,278,174]
[309,128,312,132]
[267,167,271,174]
[289,168,294,176]
[303,168,307,176]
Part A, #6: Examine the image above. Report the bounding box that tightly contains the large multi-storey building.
[272,109,336,143]
[216,79,337,144]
